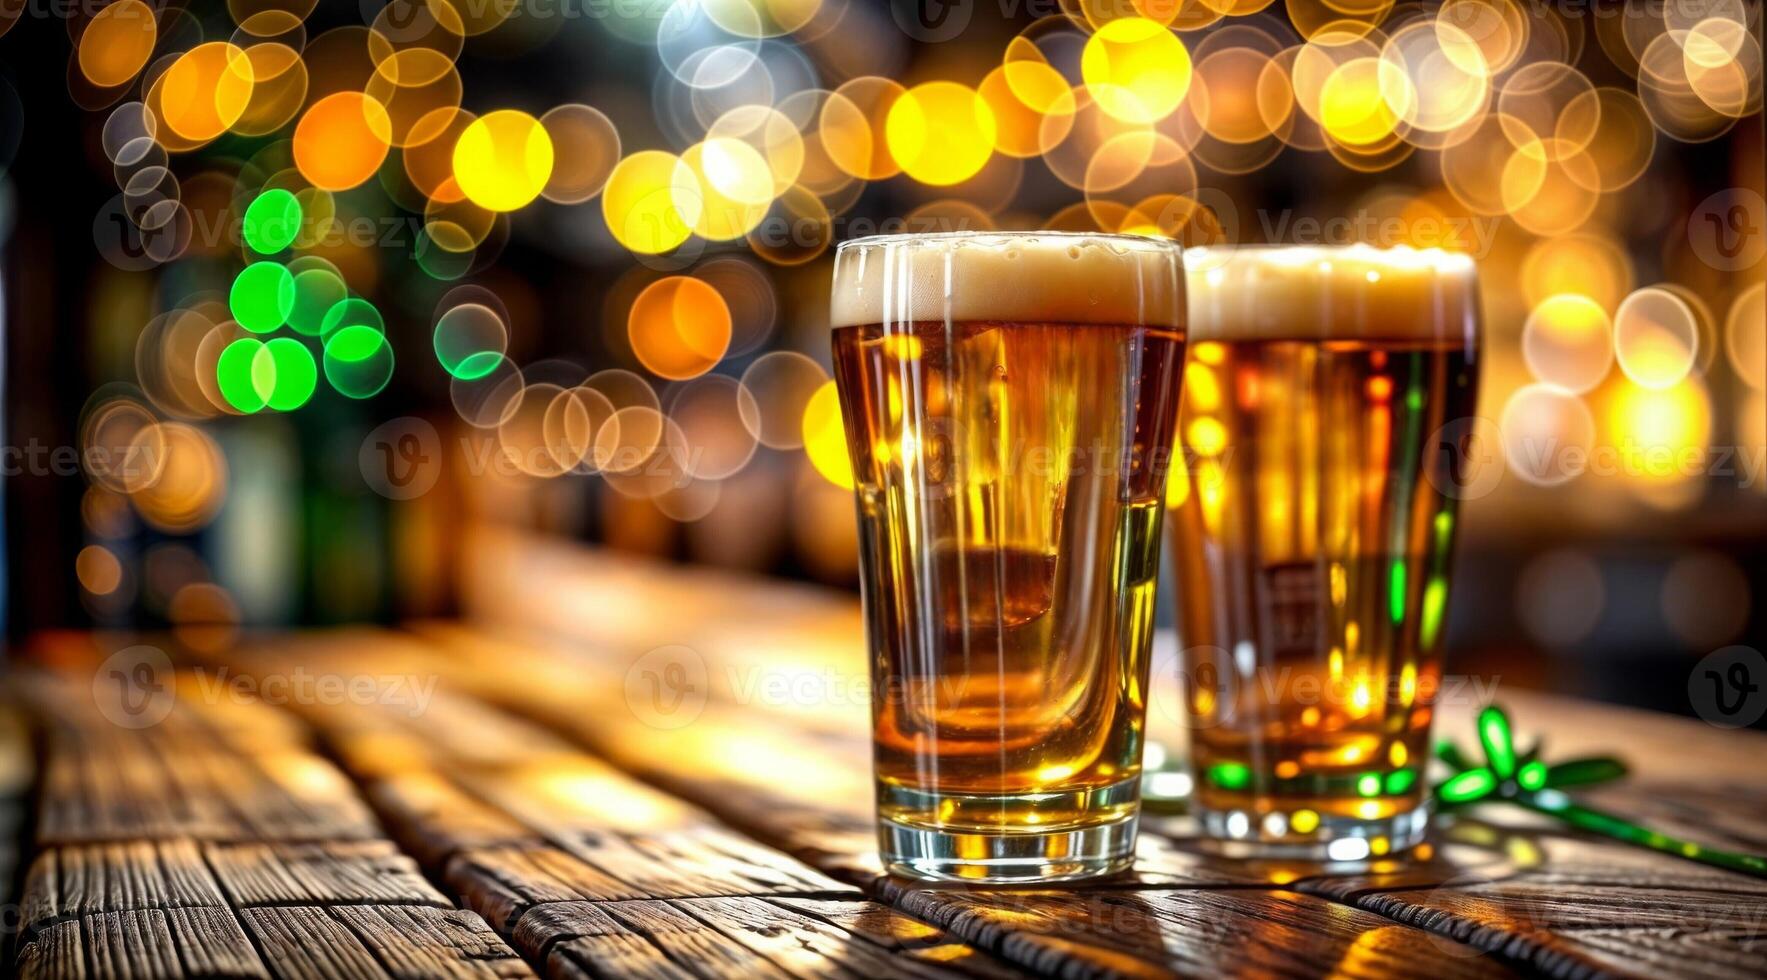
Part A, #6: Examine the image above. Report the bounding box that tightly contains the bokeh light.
[1614,287,1700,390]
[453,109,555,212]
[230,262,296,334]
[242,189,302,254]
[323,324,395,399]
[885,82,998,186]
[294,92,393,191]
[1523,294,1612,394]
[800,379,852,489]
[628,276,732,380]
[603,150,698,254]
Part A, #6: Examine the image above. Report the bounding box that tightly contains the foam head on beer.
[1185,244,1479,344]
[831,232,1185,329]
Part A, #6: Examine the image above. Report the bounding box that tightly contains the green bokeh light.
[217,338,271,413]
[243,189,302,254]
[323,324,395,399]
[434,304,509,380]
[230,262,296,334]
[320,296,385,340]
[263,337,317,411]
[1207,762,1251,791]
[1384,768,1417,794]
[287,268,348,337]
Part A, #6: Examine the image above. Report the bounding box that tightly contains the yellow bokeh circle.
[453,109,555,212]
[1081,17,1193,124]
[676,137,776,241]
[603,151,699,254]
[885,81,998,186]
[801,380,853,490]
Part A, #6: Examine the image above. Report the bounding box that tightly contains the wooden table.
[4,532,1764,979]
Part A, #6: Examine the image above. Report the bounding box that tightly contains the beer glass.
[1168,245,1481,860]
[829,232,1186,881]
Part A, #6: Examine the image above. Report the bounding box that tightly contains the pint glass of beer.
[829,232,1186,881]
[1169,245,1481,860]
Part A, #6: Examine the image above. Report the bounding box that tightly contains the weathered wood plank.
[84,909,186,980]
[22,840,229,935]
[518,903,710,980]
[597,900,798,978]
[16,885,273,979]
[366,773,540,869]
[1297,830,1767,980]
[243,906,391,980]
[24,695,380,846]
[16,920,85,980]
[874,884,1517,979]
[448,845,645,930]
[203,841,449,908]
[515,898,1023,980]
[162,907,273,979]
[558,827,854,900]
[675,895,1011,979]
[768,896,1028,979]
[330,905,537,979]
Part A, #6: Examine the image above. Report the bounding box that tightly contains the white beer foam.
[1186,245,1480,343]
[831,232,1185,328]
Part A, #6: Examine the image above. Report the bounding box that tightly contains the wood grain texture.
[330,905,537,979]
[16,920,84,980]
[513,898,1027,980]
[203,840,448,908]
[1297,830,1767,980]
[195,631,1011,980]
[242,906,392,980]
[674,895,1030,979]
[533,900,787,979]
[366,773,540,869]
[873,883,1517,979]
[15,602,1767,980]
[20,840,228,935]
[9,662,536,980]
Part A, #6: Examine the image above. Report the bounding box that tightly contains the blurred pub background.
[0,0,1760,721]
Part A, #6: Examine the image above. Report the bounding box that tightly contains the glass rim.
[835,229,1182,254]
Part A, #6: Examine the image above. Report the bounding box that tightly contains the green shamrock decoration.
[1434,704,1767,879]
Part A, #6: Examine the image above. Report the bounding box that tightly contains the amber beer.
[829,232,1185,881]
[1169,245,1481,860]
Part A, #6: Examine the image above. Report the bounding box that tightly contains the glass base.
[1194,799,1431,862]
[880,817,1139,883]
[878,779,1141,883]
